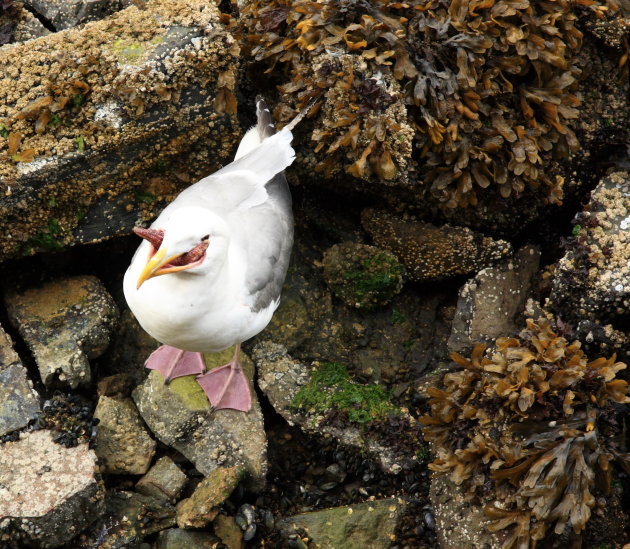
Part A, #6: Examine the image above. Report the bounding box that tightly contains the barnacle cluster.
[239,0,616,207]
[421,318,630,548]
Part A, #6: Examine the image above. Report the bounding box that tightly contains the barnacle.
[421,318,630,548]
[238,0,622,207]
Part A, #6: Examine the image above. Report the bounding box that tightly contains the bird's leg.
[145,345,206,384]
[196,344,252,412]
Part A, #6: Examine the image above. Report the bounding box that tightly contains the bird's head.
[133,207,229,289]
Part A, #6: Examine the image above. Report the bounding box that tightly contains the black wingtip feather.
[255,96,275,140]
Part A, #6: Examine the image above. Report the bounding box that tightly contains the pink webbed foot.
[196,359,252,413]
[145,345,206,384]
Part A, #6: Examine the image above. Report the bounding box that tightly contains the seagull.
[123,97,299,412]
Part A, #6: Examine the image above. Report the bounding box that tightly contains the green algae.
[291,362,396,425]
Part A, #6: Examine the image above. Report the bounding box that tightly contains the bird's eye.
[201,234,210,241]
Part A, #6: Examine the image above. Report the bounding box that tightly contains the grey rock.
[155,528,221,549]
[136,456,187,502]
[24,0,127,30]
[176,466,242,529]
[549,171,630,326]
[448,245,541,353]
[81,490,176,547]
[430,476,499,549]
[133,347,267,491]
[93,395,156,474]
[0,0,241,261]
[0,429,104,548]
[362,209,513,282]
[0,324,40,437]
[0,363,41,437]
[5,276,118,388]
[254,342,417,475]
[12,7,51,42]
[276,498,409,549]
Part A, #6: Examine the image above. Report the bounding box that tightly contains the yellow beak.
[136,248,188,289]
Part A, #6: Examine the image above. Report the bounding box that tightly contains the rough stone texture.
[0,324,40,437]
[133,346,267,491]
[213,514,244,549]
[254,342,417,475]
[136,456,187,502]
[256,245,450,384]
[24,0,128,30]
[176,466,242,529]
[5,275,118,388]
[79,490,176,547]
[10,6,51,42]
[276,498,408,549]
[549,171,630,327]
[155,528,221,549]
[0,363,41,437]
[448,245,541,353]
[361,209,513,282]
[0,429,104,548]
[93,395,156,474]
[430,476,500,549]
[0,0,241,261]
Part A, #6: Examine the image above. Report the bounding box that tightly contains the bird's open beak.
[136,248,191,289]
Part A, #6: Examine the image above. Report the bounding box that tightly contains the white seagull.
[123,97,298,412]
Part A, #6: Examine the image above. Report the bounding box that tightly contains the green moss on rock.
[322,242,404,310]
[291,362,396,425]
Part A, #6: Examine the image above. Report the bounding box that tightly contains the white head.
[132,206,230,288]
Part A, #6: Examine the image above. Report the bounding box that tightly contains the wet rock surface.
[276,498,409,549]
[155,528,222,549]
[362,209,513,282]
[448,245,541,353]
[0,0,241,260]
[5,275,118,388]
[0,429,103,547]
[133,347,267,491]
[93,394,156,474]
[24,0,128,30]
[136,456,188,502]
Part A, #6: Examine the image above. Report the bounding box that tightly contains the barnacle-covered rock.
[421,317,630,548]
[322,242,404,309]
[238,0,622,208]
[362,209,512,282]
[549,171,630,325]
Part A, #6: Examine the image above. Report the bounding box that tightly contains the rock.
[93,395,156,474]
[0,324,40,437]
[176,466,242,529]
[430,476,499,549]
[0,0,241,261]
[136,456,188,502]
[104,308,160,384]
[361,209,512,282]
[97,372,135,397]
[276,498,409,549]
[213,514,244,549]
[0,363,41,437]
[549,171,630,326]
[24,0,128,30]
[448,245,541,353]
[133,346,267,491]
[155,528,221,549]
[322,242,404,309]
[5,275,118,388]
[0,429,104,547]
[79,490,176,547]
[254,342,419,475]
[11,6,51,42]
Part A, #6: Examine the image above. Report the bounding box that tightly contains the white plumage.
[123,98,295,411]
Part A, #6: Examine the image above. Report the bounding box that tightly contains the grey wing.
[230,172,294,312]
